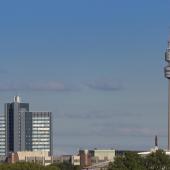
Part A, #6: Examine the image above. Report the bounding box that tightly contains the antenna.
[164,37,170,150]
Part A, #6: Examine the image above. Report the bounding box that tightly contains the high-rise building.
[5,96,29,153]
[4,96,53,156]
[25,112,52,155]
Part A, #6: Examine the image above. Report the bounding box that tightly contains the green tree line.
[0,162,81,170]
[108,150,170,170]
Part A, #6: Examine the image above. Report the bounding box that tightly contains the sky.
[0,0,170,155]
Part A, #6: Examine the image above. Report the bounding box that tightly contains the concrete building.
[53,155,80,166]
[79,149,115,167]
[92,149,115,163]
[79,150,92,167]
[5,96,53,157]
[71,155,80,166]
[7,151,52,166]
[53,155,71,164]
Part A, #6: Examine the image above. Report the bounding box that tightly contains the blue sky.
[0,0,170,154]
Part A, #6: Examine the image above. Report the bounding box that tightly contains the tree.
[0,162,60,170]
[144,150,170,170]
[108,150,170,170]
[108,152,145,170]
[51,162,81,170]
[0,162,81,170]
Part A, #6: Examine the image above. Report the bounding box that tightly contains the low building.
[79,149,115,167]
[71,155,80,166]
[53,155,80,166]
[7,151,52,166]
[92,149,115,164]
[53,155,71,164]
[79,150,92,167]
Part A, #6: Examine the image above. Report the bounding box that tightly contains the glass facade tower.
[31,112,52,155]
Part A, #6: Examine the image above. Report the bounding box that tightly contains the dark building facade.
[5,96,29,153]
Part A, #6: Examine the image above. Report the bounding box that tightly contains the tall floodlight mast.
[164,39,170,150]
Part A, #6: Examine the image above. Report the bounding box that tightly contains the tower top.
[13,96,21,103]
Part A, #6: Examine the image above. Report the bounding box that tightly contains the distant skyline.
[0,0,170,154]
